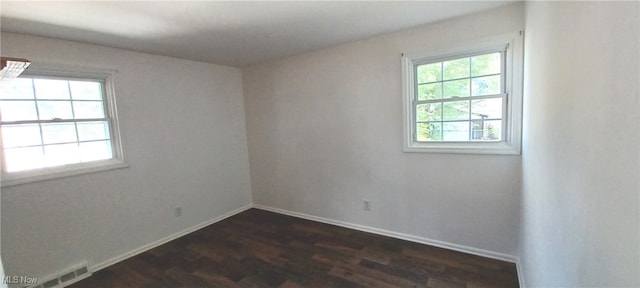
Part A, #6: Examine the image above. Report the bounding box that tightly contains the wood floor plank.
[69,209,519,288]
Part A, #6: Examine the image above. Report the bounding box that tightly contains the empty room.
[0,1,637,287]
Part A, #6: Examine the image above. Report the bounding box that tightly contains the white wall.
[0,33,252,280]
[520,2,639,286]
[243,4,524,257]
[5,2,637,286]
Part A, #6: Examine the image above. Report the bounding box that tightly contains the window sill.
[1,160,130,187]
[404,141,520,155]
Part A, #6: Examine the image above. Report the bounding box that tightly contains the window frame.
[401,31,524,155]
[0,64,127,187]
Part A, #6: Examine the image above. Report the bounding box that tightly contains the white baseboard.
[90,204,253,272]
[252,204,517,263]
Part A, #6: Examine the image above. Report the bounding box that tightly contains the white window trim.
[401,31,524,155]
[1,64,128,187]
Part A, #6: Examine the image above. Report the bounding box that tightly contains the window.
[0,65,126,186]
[402,32,523,154]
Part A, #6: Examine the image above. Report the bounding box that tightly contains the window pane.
[443,58,469,80]
[2,124,42,148]
[471,98,503,120]
[37,101,73,120]
[472,75,501,96]
[77,121,110,141]
[443,122,469,141]
[443,79,470,99]
[41,123,77,144]
[442,100,469,121]
[44,143,80,167]
[73,101,105,119]
[416,103,441,122]
[471,53,501,77]
[417,122,442,141]
[5,146,45,172]
[79,140,112,162]
[418,83,442,100]
[70,81,102,100]
[0,101,38,121]
[0,78,34,100]
[417,63,441,83]
[34,79,70,99]
[472,120,502,141]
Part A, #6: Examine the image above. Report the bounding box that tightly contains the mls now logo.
[2,276,38,285]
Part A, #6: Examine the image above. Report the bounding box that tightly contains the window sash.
[416,73,502,85]
[1,120,113,148]
[414,93,506,105]
[411,50,507,143]
[2,118,109,125]
[0,73,118,174]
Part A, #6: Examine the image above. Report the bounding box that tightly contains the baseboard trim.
[253,204,517,263]
[90,204,253,272]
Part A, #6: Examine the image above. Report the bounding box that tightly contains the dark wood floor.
[69,209,519,288]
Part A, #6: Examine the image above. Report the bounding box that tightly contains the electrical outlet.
[174,206,182,217]
[363,199,371,211]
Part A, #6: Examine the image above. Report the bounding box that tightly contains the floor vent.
[28,265,91,288]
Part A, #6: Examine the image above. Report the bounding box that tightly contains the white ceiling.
[0,1,515,67]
